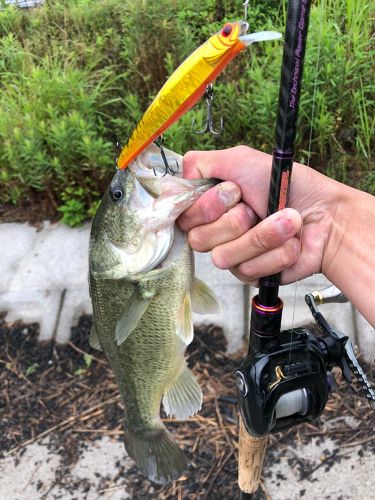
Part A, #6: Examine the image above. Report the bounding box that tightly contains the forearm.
[323,184,375,326]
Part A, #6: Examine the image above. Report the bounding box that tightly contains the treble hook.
[192,83,223,136]
[154,136,179,177]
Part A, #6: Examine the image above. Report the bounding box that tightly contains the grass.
[0,0,373,225]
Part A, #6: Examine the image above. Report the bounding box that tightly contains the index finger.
[183,146,272,218]
[183,146,271,182]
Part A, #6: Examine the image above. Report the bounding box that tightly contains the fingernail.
[217,182,241,209]
[276,216,294,236]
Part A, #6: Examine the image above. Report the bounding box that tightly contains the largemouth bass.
[89,144,218,483]
[117,22,281,169]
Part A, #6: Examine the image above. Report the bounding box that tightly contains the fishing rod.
[235,0,375,498]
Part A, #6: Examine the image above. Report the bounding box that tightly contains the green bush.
[0,0,373,226]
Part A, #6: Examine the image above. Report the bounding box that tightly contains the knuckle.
[182,150,196,168]
[279,241,299,268]
[188,228,206,251]
[211,248,228,270]
[227,204,251,235]
[198,195,222,224]
[236,262,256,281]
[250,226,269,253]
[231,267,258,286]
[201,205,218,224]
[177,214,190,231]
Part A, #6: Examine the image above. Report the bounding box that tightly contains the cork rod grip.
[238,416,268,493]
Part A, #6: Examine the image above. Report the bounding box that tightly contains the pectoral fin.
[190,278,219,314]
[89,323,102,351]
[115,289,152,346]
[176,292,193,345]
[163,365,203,419]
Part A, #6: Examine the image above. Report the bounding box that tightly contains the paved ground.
[0,437,132,499]
[1,221,374,499]
[1,433,374,499]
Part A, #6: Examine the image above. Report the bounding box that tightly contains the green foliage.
[361,170,375,195]
[74,351,94,376]
[58,187,87,226]
[25,362,39,377]
[0,0,373,225]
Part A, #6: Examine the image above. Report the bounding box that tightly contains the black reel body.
[237,290,375,438]
[237,328,329,437]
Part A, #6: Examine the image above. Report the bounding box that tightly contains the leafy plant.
[74,352,94,376]
[0,0,373,224]
[25,362,39,377]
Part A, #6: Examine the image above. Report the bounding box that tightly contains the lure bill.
[117,21,281,169]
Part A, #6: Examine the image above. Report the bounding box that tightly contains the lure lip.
[239,30,282,46]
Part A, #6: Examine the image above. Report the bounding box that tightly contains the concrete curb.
[1,221,373,358]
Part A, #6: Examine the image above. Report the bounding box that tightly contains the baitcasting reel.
[236,286,375,437]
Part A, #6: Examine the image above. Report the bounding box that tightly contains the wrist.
[322,183,375,325]
[321,179,356,277]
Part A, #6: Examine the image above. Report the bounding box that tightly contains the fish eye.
[110,184,124,202]
[221,23,232,37]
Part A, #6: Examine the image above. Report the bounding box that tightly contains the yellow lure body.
[117,21,246,169]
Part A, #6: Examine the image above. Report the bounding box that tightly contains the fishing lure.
[117,21,281,170]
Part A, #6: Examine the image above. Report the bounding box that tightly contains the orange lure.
[117,21,281,169]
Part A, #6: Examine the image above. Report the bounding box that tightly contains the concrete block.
[0,437,132,499]
[8,221,90,291]
[194,252,246,353]
[0,221,249,348]
[1,289,62,341]
[0,223,38,291]
[56,288,92,343]
[0,221,91,342]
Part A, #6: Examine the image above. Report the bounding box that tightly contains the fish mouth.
[239,30,282,46]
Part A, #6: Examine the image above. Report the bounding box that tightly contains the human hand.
[178,146,344,286]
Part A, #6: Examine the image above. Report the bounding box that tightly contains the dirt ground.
[1,315,374,499]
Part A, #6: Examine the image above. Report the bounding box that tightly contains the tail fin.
[124,427,186,484]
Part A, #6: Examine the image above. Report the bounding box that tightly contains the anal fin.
[163,365,202,419]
